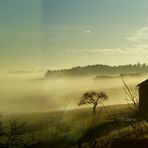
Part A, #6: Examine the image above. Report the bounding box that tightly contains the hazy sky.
[1,0,148,70]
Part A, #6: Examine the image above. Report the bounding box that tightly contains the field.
[0,72,148,147]
[0,104,138,148]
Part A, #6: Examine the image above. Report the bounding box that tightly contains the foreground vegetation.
[1,103,148,148]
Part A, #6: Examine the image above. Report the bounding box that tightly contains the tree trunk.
[93,104,97,116]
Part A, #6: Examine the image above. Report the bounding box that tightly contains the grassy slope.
[1,103,136,147]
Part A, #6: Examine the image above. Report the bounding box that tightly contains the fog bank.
[0,72,147,114]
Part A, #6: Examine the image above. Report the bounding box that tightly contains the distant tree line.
[45,63,148,78]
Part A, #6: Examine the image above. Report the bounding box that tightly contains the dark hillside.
[45,63,148,78]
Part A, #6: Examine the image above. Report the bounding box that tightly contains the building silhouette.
[137,79,148,118]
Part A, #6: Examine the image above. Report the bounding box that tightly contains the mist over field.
[0,72,147,114]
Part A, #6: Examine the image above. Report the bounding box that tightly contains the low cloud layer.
[125,26,148,51]
[68,25,148,55]
[68,48,148,55]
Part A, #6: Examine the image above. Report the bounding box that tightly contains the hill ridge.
[45,63,148,78]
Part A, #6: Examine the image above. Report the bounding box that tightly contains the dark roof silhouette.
[137,79,148,87]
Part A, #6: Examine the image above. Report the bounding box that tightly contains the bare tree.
[121,77,139,116]
[0,118,26,148]
[79,91,108,115]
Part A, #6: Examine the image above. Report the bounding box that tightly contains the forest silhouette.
[45,63,148,78]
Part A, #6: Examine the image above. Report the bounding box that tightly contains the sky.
[1,0,148,70]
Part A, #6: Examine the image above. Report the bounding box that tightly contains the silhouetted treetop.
[79,91,108,115]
